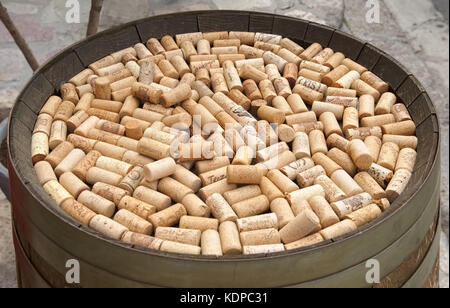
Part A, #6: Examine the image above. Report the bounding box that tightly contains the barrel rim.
[7,10,441,262]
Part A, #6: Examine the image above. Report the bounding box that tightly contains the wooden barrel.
[8,11,441,288]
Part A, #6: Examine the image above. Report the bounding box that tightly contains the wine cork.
[342,107,359,133]
[74,92,94,113]
[114,209,153,235]
[322,65,350,87]
[95,156,133,176]
[86,127,121,145]
[292,121,324,135]
[195,156,230,175]
[53,101,75,123]
[381,120,416,136]
[286,184,325,206]
[360,71,389,93]
[131,82,163,104]
[199,165,227,186]
[117,165,144,194]
[241,80,261,101]
[195,68,211,86]
[222,60,243,91]
[267,169,299,194]
[296,77,328,97]
[272,96,293,116]
[89,214,129,240]
[181,193,210,218]
[326,133,350,152]
[270,198,295,228]
[255,41,281,54]
[206,193,238,223]
[134,43,153,59]
[255,105,285,125]
[353,172,386,200]
[272,77,292,99]
[255,32,281,44]
[298,68,322,83]
[236,213,278,233]
[93,76,111,100]
[284,232,324,250]
[312,102,344,121]
[340,58,367,74]
[326,87,357,98]
[232,195,270,218]
[300,43,322,61]
[290,198,314,216]
[87,108,120,123]
[60,198,96,226]
[155,227,201,246]
[34,161,57,186]
[169,55,190,77]
[383,135,418,150]
[279,37,304,55]
[333,70,360,88]
[66,110,89,132]
[282,63,298,87]
[275,124,294,144]
[110,77,136,93]
[356,95,374,119]
[326,96,358,108]
[297,165,326,188]
[255,142,287,163]
[232,145,254,165]
[196,39,211,55]
[77,190,116,217]
[66,134,96,154]
[309,195,340,228]
[159,240,201,255]
[201,230,223,256]
[190,60,220,74]
[117,136,139,152]
[138,61,156,85]
[285,112,317,127]
[345,126,383,141]
[284,95,307,115]
[330,192,373,219]
[60,83,79,104]
[243,244,285,255]
[121,231,162,250]
[86,165,123,187]
[367,163,394,189]
[363,136,382,162]
[361,114,395,128]
[193,80,214,99]
[211,46,238,55]
[221,186,260,207]
[345,203,382,227]
[159,76,179,89]
[69,68,94,86]
[351,79,381,101]
[133,185,171,211]
[211,72,229,94]
[40,96,62,117]
[42,180,72,208]
[279,209,320,244]
[348,139,373,170]
[386,169,412,202]
[122,151,153,167]
[219,221,242,255]
[237,64,268,84]
[260,150,297,171]
[263,51,288,73]
[159,83,192,108]
[240,228,281,246]
[178,216,219,232]
[309,129,328,155]
[149,203,187,229]
[59,172,89,199]
[158,177,193,203]
[292,84,323,105]
[391,104,412,122]
[74,115,99,137]
[313,148,344,173]
[54,148,85,177]
[330,169,364,197]
[319,112,342,137]
[229,31,254,45]
[49,120,67,150]
[377,142,400,171]
[170,165,201,193]
[137,137,170,161]
[95,119,125,136]
[259,176,284,202]
[375,92,396,115]
[327,147,357,177]
[226,165,263,185]
[395,148,417,173]
[265,63,282,82]
[314,174,347,203]
[33,113,53,136]
[320,219,357,240]
[158,59,179,79]
[118,195,156,220]
[141,157,175,182]
[88,55,115,72]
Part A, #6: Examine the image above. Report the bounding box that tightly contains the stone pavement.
[0,0,448,288]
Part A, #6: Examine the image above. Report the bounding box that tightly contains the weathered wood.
[329,30,365,60]
[136,14,198,41]
[409,93,436,126]
[198,11,250,32]
[41,52,85,89]
[372,53,410,91]
[272,16,308,44]
[356,43,382,71]
[396,75,425,107]
[17,74,55,115]
[304,22,335,46]
[86,0,104,37]
[0,2,39,71]
[249,13,274,33]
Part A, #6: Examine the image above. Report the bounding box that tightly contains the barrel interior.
[7,11,440,287]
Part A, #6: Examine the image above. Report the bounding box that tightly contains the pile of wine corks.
[31,31,417,256]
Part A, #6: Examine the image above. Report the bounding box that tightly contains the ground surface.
[0,0,448,288]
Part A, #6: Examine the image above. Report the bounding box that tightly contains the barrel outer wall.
[7,11,441,288]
